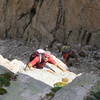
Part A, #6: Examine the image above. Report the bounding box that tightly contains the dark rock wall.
[0,0,100,48]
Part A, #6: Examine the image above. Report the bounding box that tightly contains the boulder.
[52,73,100,100]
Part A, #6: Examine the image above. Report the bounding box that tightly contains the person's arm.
[28,56,40,69]
[48,56,69,72]
[54,63,69,72]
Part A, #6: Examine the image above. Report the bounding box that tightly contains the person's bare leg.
[46,69,56,74]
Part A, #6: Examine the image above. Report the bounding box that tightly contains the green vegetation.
[90,81,100,100]
[54,82,67,88]
[45,81,69,99]
[90,91,100,100]
[0,72,17,95]
[2,72,14,80]
[45,85,63,99]
[51,87,62,93]
[0,77,10,87]
[0,88,7,95]
[86,81,100,100]
[46,92,55,97]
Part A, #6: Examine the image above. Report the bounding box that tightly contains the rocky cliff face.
[0,0,100,48]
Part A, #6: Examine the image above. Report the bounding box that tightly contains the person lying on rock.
[61,46,79,66]
[25,49,68,73]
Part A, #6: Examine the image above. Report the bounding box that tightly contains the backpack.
[29,49,46,63]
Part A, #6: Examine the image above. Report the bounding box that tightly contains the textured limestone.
[0,0,100,48]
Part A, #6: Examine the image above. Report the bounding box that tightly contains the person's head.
[43,53,50,62]
[61,45,71,54]
[44,57,48,62]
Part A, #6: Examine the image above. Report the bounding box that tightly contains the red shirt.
[29,54,57,68]
[63,51,75,61]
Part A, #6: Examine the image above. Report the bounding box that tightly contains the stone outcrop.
[52,73,100,100]
[0,0,100,48]
[0,54,79,100]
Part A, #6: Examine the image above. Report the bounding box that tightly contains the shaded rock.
[85,95,97,100]
[84,81,100,100]
[91,31,100,48]
[79,50,87,57]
